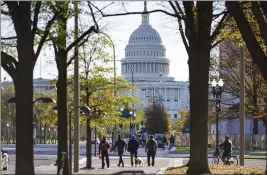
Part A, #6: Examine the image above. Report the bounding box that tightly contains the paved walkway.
[33,157,183,174]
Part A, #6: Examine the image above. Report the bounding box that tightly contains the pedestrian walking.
[168,134,175,150]
[127,135,139,166]
[111,134,127,167]
[99,136,111,169]
[145,135,158,166]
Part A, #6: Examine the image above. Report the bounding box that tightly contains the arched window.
[151,51,152,56]
[137,51,138,56]
[133,51,135,56]
[147,51,149,55]
[144,51,145,56]
[174,114,177,118]
[154,51,156,56]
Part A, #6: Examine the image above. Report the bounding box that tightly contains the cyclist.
[218,136,232,164]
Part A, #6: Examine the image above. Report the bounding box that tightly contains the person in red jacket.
[99,136,110,169]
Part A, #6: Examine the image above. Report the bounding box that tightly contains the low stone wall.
[175,133,266,149]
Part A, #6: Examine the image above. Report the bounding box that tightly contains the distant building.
[2,78,55,94]
[120,4,190,118]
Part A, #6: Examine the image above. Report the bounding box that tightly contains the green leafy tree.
[66,30,139,167]
[145,103,171,135]
[1,85,16,143]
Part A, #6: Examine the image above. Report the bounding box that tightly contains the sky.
[1,1,189,82]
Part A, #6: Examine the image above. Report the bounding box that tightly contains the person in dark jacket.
[168,135,175,150]
[111,135,127,167]
[127,135,139,166]
[99,136,111,169]
[218,136,232,164]
[145,135,158,166]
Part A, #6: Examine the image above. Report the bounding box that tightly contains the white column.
[165,88,167,101]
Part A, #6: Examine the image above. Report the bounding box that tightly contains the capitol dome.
[121,3,174,82]
[128,26,162,43]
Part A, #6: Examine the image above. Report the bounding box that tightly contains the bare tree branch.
[169,1,189,53]
[88,2,99,31]
[92,2,177,19]
[1,51,17,79]
[32,2,42,35]
[174,1,185,18]
[88,1,114,14]
[1,36,17,40]
[211,11,229,43]
[211,39,223,48]
[35,11,60,61]
[67,25,97,53]
[66,34,91,67]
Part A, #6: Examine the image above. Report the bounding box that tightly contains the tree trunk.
[14,57,34,174]
[187,48,211,174]
[56,49,69,175]
[86,118,92,168]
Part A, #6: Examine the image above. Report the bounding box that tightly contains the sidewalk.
[76,157,183,174]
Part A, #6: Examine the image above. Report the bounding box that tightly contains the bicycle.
[212,148,238,166]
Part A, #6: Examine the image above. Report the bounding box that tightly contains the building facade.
[120,5,189,118]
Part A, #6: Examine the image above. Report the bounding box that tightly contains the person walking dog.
[127,135,139,166]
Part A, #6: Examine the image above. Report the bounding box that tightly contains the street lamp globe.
[129,111,133,115]
[211,79,217,87]
[218,79,224,87]
[120,107,124,112]
[6,123,9,127]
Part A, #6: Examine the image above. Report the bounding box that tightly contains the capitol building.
[120,5,190,118]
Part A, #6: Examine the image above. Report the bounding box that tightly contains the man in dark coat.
[127,135,139,166]
[111,134,127,167]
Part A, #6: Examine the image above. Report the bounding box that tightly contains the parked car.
[1,149,9,170]
[154,134,165,148]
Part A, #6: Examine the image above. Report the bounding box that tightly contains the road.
[1,144,266,174]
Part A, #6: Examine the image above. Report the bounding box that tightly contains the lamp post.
[42,127,44,144]
[53,105,90,174]
[99,32,117,146]
[140,81,163,107]
[211,79,224,149]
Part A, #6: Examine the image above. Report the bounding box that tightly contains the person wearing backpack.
[110,134,127,167]
[127,135,139,166]
[145,135,158,166]
[98,136,111,169]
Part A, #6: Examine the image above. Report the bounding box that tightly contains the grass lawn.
[244,155,266,159]
[175,146,266,153]
[165,165,265,174]
[175,147,215,151]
